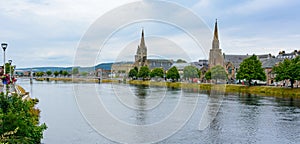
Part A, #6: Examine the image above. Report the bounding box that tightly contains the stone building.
[111,61,134,78]
[148,59,173,71]
[209,19,224,68]
[134,29,147,68]
[208,20,277,83]
[133,29,173,71]
[276,50,300,59]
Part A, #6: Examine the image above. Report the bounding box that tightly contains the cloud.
[0,0,299,68]
[225,0,295,15]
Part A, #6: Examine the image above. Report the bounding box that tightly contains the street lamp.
[1,43,7,74]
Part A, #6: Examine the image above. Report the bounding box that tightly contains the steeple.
[209,19,223,68]
[140,29,145,48]
[212,19,219,49]
[134,28,147,68]
[214,19,219,40]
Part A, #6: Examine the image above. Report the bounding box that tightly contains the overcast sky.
[0,0,299,68]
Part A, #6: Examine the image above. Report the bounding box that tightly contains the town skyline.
[1,0,300,68]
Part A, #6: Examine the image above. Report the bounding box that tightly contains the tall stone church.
[134,29,147,68]
[209,19,224,68]
[133,29,173,70]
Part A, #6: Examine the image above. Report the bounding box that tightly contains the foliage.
[205,70,211,80]
[0,93,47,143]
[211,65,227,80]
[273,56,300,88]
[80,72,88,76]
[183,66,199,79]
[53,71,59,77]
[166,66,180,82]
[137,66,150,80]
[236,55,266,85]
[128,68,138,79]
[72,67,79,75]
[134,67,138,73]
[176,59,187,63]
[150,68,164,78]
[46,71,52,76]
[4,63,15,75]
[62,71,69,77]
[198,69,202,79]
[35,72,44,77]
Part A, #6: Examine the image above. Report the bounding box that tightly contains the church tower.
[134,29,148,68]
[209,19,224,68]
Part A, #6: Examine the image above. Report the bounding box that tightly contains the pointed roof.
[140,29,146,48]
[213,19,219,40]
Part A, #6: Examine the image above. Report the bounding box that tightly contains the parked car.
[251,80,267,86]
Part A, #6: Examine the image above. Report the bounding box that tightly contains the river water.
[17,79,300,144]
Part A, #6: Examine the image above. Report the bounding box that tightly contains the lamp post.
[1,43,7,75]
[1,43,7,93]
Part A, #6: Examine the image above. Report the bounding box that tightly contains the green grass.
[35,78,300,98]
[128,80,300,99]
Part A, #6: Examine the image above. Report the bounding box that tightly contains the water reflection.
[134,85,148,98]
[134,85,147,125]
[238,93,262,106]
[15,79,300,144]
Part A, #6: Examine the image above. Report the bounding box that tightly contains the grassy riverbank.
[128,80,300,99]
[34,78,300,98]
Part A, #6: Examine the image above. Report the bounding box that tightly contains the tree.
[236,55,266,86]
[53,71,59,77]
[137,66,150,80]
[166,66,180,82]
[176,59,187,63]
[62,71,69,77]
[150,68,164,78]
[205,70,211,80]
[0,93,47,143]
[59,70,63,75]
[4,63,13,75]
[80,72,88,76]
[211,65,227,84]
[128,68,138,79]
[72,67,79,75]
[134,66,138,73]
[35,72,44,77]
[273,56,300,88]
[183,66,199,80]
[198,69,202,79]
[46,71,52,76]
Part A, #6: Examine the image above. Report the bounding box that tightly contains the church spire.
[212,19,219,49]
[214,19,219,40]
[140,29,145,48]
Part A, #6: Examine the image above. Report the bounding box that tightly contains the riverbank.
[34,77,118,83]
[34,77,300,98]
[128,80,300,99]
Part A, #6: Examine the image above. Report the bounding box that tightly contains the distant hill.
[16,63,113,72]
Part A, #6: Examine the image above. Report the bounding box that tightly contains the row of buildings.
[103,20,299,85]
[16,20,298,86]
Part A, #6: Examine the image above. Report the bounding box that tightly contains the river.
[17,79,300,144]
